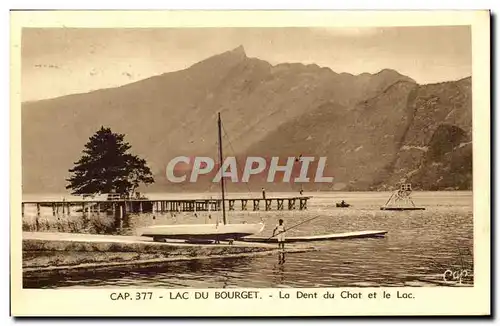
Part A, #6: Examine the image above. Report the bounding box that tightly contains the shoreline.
[23,247,313,277]
[22,232,315,277]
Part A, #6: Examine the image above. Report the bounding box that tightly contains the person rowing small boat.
[336,200,350,208]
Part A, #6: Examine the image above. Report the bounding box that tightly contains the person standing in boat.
[272,219,286,249]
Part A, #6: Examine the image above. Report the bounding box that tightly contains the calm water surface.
[23,191,474,288]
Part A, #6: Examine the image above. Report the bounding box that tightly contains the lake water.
[22,191,474,288]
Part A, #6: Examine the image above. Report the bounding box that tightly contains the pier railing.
[21,196,312,217]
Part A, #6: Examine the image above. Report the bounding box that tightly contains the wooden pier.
[21,196,312,217]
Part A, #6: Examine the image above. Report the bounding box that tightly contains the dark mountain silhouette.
[21,46,471,193]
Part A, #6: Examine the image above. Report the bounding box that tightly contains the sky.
[21,26,471,102]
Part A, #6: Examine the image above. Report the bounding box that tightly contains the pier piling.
[300,198,307,210]
[277,199,284,210]
[265,199,272,211]
[21,196,311,217]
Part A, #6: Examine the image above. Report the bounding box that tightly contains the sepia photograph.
[10,10,490,316]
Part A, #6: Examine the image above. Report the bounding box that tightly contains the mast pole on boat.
[217,112,227,225]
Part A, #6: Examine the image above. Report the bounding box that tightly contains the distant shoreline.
[22,189,473,194]
[20,190,473,201]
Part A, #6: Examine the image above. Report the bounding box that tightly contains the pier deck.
[21,196,312,217]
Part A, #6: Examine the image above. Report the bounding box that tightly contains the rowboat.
[336,202,350,208]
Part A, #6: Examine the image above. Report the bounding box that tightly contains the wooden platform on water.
[380,207,425,211]
[241,230,388,243]
[21,196,312,217]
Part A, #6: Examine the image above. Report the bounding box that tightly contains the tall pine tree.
[66,127,154,196]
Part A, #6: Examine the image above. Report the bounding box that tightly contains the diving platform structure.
[380,183,425,211]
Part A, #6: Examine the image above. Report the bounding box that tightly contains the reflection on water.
[23,191,474,288]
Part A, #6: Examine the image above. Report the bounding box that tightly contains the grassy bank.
[23,250,163,269]
[22,214,119,234]
[22,233,314,275]
[23,237,272,260]
[23,246,314,284]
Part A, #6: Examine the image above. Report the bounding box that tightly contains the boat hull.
[336,203,350,208]
[139,223,265,241]
[241,230,388,243]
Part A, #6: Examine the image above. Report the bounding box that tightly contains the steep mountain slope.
[244,77,472,191]
[243,80,419,191]
[386,77,472,190]
[21,46,470,193]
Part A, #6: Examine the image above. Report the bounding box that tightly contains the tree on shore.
[66,127,154,196]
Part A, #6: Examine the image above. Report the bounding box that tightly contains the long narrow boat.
[139,113,265,243]
[240,230,388,243]
[140,223,266,242]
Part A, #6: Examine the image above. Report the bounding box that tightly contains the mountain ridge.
[22,45,425,105]
[21,47,472,193]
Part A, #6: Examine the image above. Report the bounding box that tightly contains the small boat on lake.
[336,200,350,208]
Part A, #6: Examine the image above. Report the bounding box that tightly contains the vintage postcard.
[10,10,490,316]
